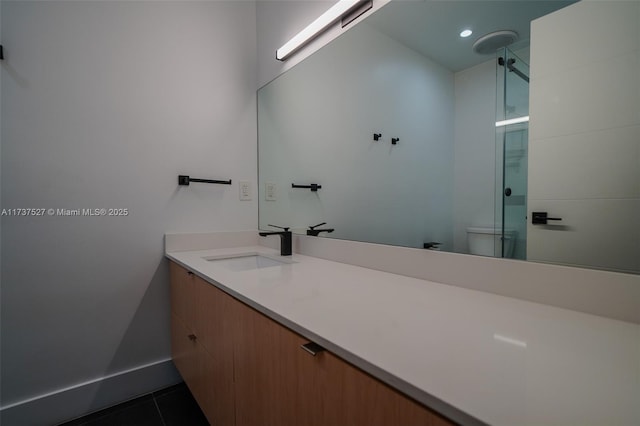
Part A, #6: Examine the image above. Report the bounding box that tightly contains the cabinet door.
[193,276,236,365]
[323,352,453,426]
[234,303,326,426]
[171,313,209,411]
[233,300,454,426]
[169,262,196,327]
[194,277,237,426]
[170,264,218,423]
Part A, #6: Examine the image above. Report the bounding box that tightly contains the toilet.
[466,227,516,258]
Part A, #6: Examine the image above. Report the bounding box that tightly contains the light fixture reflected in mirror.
[495,116,529,127]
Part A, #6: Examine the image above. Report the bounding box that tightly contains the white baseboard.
[0,358,181,426]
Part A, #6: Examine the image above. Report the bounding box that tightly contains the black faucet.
[306,222,335,236]
[259,224,292,256]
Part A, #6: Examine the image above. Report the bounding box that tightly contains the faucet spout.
[306,228,334,236]
[259,225,292,256]
[307,222,335,236]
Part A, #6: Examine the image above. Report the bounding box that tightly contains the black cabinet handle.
[532,212,562,225]
[187,271,194,276]
[301,342,325,356]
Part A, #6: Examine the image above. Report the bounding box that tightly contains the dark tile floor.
[57,382,208,426]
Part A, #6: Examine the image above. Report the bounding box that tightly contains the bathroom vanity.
[169,260,452,426]
[166,234,639,426]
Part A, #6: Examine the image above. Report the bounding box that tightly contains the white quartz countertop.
[166,245,640,426]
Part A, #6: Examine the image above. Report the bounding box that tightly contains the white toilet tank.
[467,227,516,257]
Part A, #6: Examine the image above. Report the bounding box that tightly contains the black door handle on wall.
[532,212,562,225]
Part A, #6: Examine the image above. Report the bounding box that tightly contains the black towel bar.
[292,183,322,192]
[178,175,232,186]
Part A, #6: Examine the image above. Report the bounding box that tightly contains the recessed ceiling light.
[460,29,473,38]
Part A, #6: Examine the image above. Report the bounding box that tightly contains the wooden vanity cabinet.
[170,261,455,426]
[169,262,235,426]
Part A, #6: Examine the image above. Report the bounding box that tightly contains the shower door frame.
[495,46,530,259]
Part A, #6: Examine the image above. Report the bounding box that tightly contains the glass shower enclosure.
[495,47,530,259]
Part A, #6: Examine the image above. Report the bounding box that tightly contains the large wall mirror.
[258,0,640,275]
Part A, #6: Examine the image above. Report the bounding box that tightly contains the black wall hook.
[391,137,400,145]
[178,175,232,186]
[373,133,382,141]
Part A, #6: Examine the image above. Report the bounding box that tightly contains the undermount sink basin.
[204,253,295,272]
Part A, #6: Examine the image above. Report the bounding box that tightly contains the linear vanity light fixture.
[276,0,367,61]
[495,115,530,127]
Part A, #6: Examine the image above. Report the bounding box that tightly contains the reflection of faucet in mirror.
[423,242,441,250]
[307,222,335,237]
[259,224,292,256]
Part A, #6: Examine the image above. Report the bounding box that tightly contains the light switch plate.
[265,182,276,201]
[239,181,252,201]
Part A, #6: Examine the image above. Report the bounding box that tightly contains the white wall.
[0,1,257,424]
[528,1,640,273]
[259,23,454,249]
[452,59,497,253]
[0,7,3,374]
